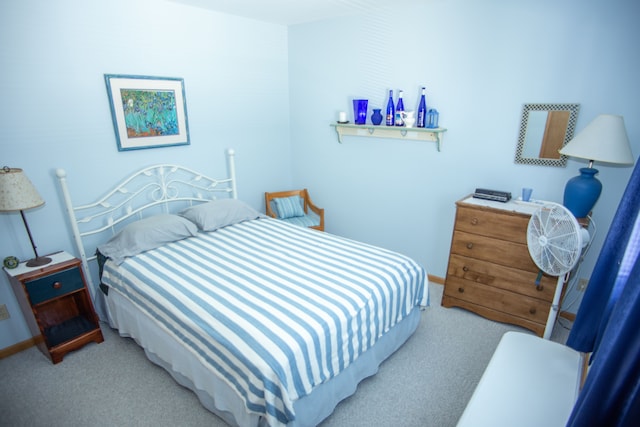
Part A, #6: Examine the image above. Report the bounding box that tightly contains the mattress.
[101,218,428,426]
[103,288,422,427]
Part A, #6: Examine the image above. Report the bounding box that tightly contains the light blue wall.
[0,0,291,348]
[288,0,640,312]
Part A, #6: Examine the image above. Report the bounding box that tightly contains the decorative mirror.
[514,103,580,167]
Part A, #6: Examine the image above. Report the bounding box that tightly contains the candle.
[338,112,347,122]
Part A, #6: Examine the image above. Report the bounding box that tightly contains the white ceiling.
[169,0,419,26]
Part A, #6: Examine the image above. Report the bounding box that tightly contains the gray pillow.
[98,214,198,265]
[179,199,264,231]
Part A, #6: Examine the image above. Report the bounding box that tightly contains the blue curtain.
[566,158,640,427]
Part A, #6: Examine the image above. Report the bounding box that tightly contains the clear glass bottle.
[426,108,439,128]
[395,90,405,126]
[385,90,395,126]
[417,87,427,128]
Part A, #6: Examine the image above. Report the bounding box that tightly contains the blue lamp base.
[563,167,602,218]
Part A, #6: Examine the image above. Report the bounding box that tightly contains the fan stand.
[527,202,587,340]
[543,274,566,339]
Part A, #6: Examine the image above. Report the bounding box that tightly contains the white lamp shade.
[0,168,45,212]
[559,114,634,165]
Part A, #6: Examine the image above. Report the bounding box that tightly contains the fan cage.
[527,203,583,276]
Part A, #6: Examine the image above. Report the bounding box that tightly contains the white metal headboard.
[56,148,237,292]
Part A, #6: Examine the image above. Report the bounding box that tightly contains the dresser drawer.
[450,230,539,272]
[446,254,557,302]
[25,267,84,305]
[444,276,551,325]
[455,205,530,244]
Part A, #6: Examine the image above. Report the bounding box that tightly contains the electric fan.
[526,202,590,339]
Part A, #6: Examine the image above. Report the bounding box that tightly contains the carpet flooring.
[0,283,569,427]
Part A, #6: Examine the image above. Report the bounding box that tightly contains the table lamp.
[559,114,634,218]
[0,166,52,267]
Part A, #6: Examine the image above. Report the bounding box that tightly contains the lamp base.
[563,167,602,218]
[26,256,52,267]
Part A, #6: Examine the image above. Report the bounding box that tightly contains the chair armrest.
[265,199,277,218]
[307,200,323,216]
[305,192,324,230]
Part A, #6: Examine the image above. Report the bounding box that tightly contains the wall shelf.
[330,123,448,151]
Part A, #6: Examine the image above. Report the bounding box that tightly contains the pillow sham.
[98,214,198,265]
[273,195,305,219]
[179,198,264,232]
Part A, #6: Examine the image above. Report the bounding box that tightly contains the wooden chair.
[265,189,324,231]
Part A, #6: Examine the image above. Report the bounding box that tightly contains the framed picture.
[104,74,190,151]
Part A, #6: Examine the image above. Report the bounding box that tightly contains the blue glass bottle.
[417,87,427,128]
[395,90,405,126]
[385,90,395,126]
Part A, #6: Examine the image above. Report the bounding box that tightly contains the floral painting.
[121,89,179,138]
[105,75,190,151]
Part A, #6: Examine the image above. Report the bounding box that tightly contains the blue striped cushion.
[273,196,305,219]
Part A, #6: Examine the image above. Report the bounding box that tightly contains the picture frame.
[104,74,190,151]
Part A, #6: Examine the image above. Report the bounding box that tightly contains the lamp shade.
[559,115,634,165]
[0,167,45,212]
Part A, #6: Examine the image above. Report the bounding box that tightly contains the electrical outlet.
[577,278,589,292]
[0,304,10,321]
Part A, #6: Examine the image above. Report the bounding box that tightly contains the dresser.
[4,251,103,363]
[442,196,561,337]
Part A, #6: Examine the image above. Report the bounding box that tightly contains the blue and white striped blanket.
[102,218,428,426]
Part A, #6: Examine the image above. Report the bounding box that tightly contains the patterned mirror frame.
[515,103,580,167]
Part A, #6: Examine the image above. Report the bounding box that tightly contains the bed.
[56,149,428,427]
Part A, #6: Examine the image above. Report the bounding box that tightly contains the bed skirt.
[101,288,422,427]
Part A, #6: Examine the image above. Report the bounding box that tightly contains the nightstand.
[4,251,104,363]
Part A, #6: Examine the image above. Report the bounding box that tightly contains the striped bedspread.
[101,218,428,426]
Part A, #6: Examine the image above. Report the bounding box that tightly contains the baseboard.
[0,335,41,359]
[559,311,576,322]
[428,274,445,285]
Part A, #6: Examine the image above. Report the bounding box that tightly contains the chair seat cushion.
[280,212,320,228]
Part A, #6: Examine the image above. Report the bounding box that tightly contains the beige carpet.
[0,283,570,427]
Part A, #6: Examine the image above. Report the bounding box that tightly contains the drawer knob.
[471,217,478,225]
[462,266,469,272]
[466,243,473,249]
[529,307,536,315]
[52,281,62,290]
[458,287,464,293]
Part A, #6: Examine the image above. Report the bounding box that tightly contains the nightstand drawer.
[25,267,84,305]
